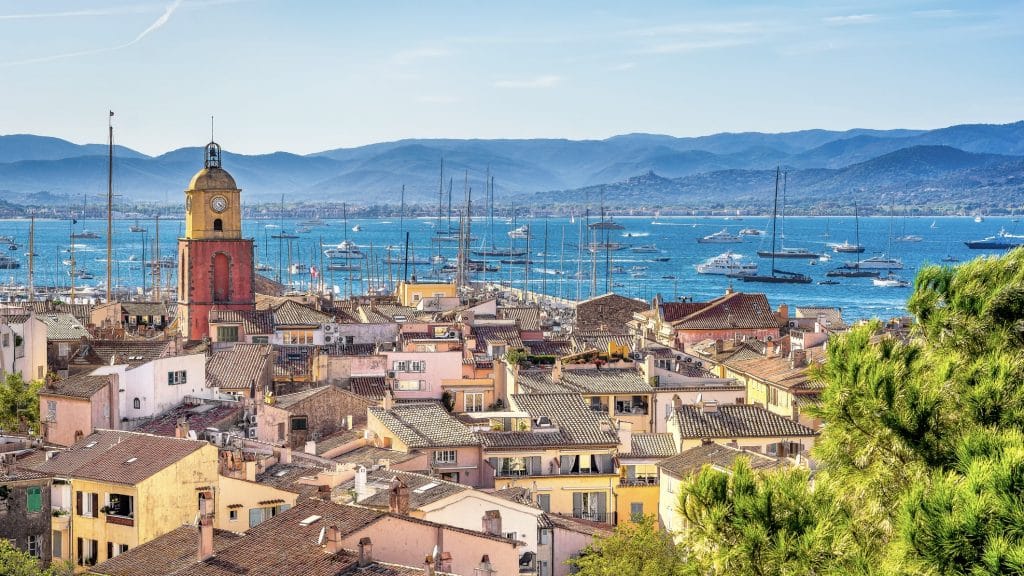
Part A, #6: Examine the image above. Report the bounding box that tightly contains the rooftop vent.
[413,482,440,494]
[124,457,137,464]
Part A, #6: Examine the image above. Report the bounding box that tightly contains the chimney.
[478,555,495,575]
[382,389,395,411]
[346,414,354,430]
[304,441,316,455]
[279,446,292,465]
[701,399,719,413]
[354,466,367,502]
[714,339,724,354]
[424,554,436,576]
[482,510,502,536]
[357,537,373,567]
[197,491,215,562]
[777,303,789,324]
[317,485,332,500]
[617,420,633,455]
[175,417,190,439]
[790,349,807,369]
[439,551,453,572]
[599,420,612,434]
[324,525,342,555]
[389,477,410,515]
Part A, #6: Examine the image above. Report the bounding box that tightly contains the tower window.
[214,219,223,231]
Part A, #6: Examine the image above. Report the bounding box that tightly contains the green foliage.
[668,249,1024,576]
[570,515,686,576]
[504,348,527,366]
[0,372,42,434]
[0,539,74,576]
[440,390,455,413]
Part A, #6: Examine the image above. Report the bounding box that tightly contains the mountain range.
[0,121,1022,210]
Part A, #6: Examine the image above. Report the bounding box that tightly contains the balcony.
[572,510,613,524]
[619,476,659,487]
[106,513,135,527]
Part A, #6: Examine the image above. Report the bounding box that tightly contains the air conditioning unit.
[789,321,797,327]
[387,371,396,379]
[325,325,334,332]
[325,336,333,344]
[246,427,258,439]
[446,331,458,339]
[245,413,258,425]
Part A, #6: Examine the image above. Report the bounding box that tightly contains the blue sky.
[1,0,1021,155]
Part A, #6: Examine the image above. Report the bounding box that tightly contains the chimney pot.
[358,537,373,567]
[325,525,342,554]
[389,477,410,515]
[424,554,436,576]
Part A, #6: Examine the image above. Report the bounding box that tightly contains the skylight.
[124,457,137,464]
[299,515,322,526]
[413,482,440,494]
[85,442,97,448]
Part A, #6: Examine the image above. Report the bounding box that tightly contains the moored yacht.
[695,252,757,276]
[697,229,743,244]
[323,240,364,259]
[836,254,904,270]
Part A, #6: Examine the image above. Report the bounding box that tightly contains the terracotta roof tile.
[206,343,273,390]
[39,373,111,399]
[658,442,784,478]
[28,429,209,485]
[91,525,242,576]
[620,433,677,459]
[208,308,275,335]
[673,404,817,439]
[369,403,479,448]
[667,292,781,331]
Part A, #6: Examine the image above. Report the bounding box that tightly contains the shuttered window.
[26,486,42,512]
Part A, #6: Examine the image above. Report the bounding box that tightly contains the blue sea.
[0,214,1017,321]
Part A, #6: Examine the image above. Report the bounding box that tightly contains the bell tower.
[178,141,256,341]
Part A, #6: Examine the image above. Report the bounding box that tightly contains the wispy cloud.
[417,95,461,104]
[391,47,452,65]
[0,5,157,20]
[822,14,879,26]
[638,38,753,54]
[609,62,636,71]
[0,0,184,67]
[493,75,561,89]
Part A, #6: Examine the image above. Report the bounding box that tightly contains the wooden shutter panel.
[76,491,82,515]
[91,493,99,516]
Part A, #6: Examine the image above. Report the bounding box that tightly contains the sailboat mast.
[106,112,114,302]
[771,168,780,277]
[27,216,34,301]
[69,220,76,302]
[489,175,495,249]
[153,215,161,301]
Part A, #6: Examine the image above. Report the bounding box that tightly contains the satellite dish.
[432,544,439,559]
[695,393,703,405]
[317,526,326,545]
[193,512,200,527]
[187,430,198,440]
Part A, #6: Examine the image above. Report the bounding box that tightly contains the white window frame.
[465,392,484,413]
[434,449,457,464]
[28,534,40,558]
[168,370,187,385]
[395,379,424,391]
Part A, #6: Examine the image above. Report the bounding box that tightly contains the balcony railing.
[106,514,135,527]
[572,510,613,524]
[619,476,659,487]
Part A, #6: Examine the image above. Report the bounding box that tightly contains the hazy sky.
[2,0,1022,155]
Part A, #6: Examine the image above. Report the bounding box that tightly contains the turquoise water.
[0,215,1017,321]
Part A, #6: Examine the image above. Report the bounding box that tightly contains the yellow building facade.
[396,281,457,307]
[54,444,219,571]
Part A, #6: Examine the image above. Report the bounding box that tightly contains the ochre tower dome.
[188,166,237,191]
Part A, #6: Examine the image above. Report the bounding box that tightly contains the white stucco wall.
[422,492,541,553]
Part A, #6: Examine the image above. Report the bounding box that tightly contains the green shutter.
[26,486,42,512]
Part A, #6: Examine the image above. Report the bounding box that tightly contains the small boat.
[129,218,146,233]
[288,263,308,275]
[255,263,273,272]
[818,254,831,262]
[833,240,865,254]
[295,226,312,234]
[588,219,625,231]
[651,256,670,262]
[836,255,904,270]
[71,230,101,240]
[826,268,879,278]
[697,229,743,244]
[740,168,813,285]
[611,266,627,275]
[695,252,757,276]
[629,270,647,278]
[895,234,923,242]
[508,225,531,239]
[964,228,1024,250]
[352,225,362,232]
[326,263,361,272]
[629,244,659,253]
[301,217,324,226]
[324,240,363,259]
[271,230,300,239]
[873,273,910,288]
[738,228,764,236]
[818,280,840,285]
[941,255,959,263]
[473,247,528,257]
[588,242,625,253]
[662,275,676,279]
[757,247,823,259]
[7,244,17,251]
[930,220,938,229]
[975,215,985,223]
[0,254,19,269]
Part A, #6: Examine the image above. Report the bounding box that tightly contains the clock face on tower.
[211,196,228,213]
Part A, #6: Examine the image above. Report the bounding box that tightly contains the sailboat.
[271,195,299,239]
[129,217,146,233]
[830,200,904,274]
[894,210,923,242]
[833,204,865,253]
[739,168,812,284]
[755,172,821,259]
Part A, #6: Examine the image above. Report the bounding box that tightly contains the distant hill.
[0,121,1021,208]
